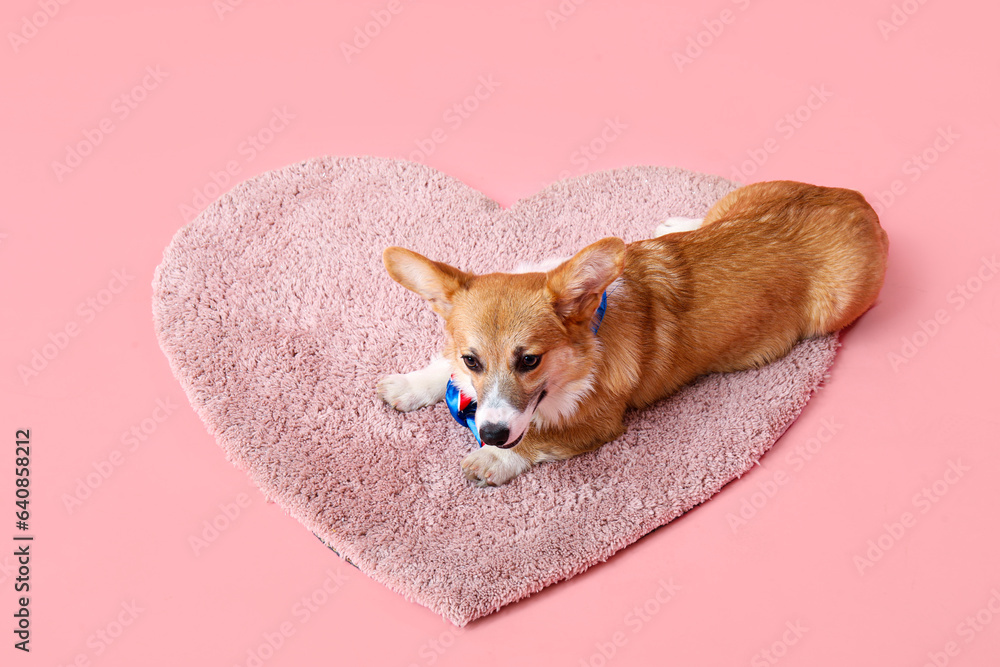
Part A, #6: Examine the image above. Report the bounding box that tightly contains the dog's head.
[382,238,624,448]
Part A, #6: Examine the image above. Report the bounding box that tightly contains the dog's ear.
[546,237,625,326]
[383,247,472,318]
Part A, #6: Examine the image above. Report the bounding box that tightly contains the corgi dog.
[378,180,888,487]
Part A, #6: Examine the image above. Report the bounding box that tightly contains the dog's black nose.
[479,423,510,447]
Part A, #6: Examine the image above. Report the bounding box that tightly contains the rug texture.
[152,156,839,626]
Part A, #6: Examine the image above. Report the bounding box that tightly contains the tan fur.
[382,180,888,485]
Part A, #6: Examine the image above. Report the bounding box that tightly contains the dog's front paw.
[378,358,451,412]
[378,373,437,412]
[461,447,532,487]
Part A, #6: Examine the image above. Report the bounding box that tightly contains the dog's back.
[619,181,888,409]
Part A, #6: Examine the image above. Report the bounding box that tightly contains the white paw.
[378,374,430,411]
[461,446,532,487]
[378,358,451,412]
[654,216,703,238]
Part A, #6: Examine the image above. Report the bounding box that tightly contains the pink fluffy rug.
[152,156,839,626]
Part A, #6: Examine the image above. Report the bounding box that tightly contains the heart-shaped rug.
[152,156,839,626]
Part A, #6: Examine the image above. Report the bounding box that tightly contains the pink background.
[3,0,999,664]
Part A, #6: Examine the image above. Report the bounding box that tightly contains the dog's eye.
[462,355,481,371]
[520,354,541,371]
